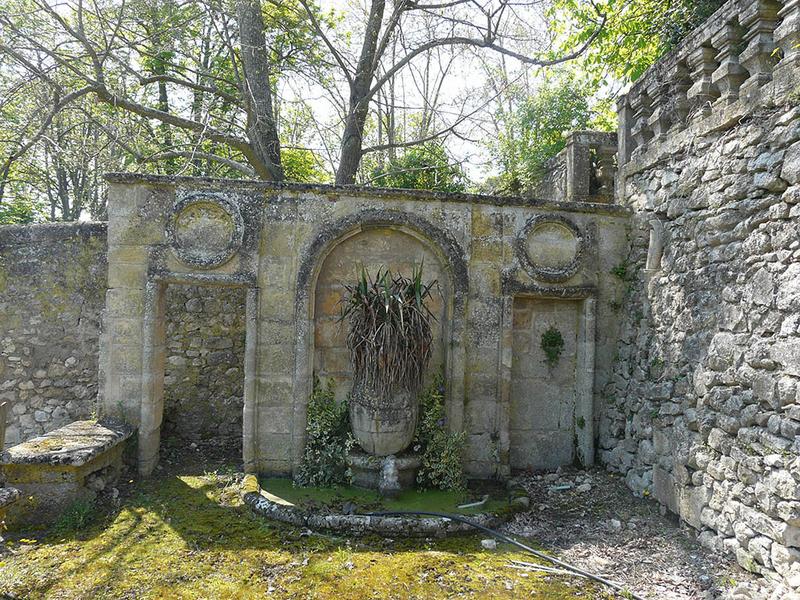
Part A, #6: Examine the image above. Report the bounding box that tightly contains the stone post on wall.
[565,134,592,203]
[99,184,161,475]
[562,131,618,204]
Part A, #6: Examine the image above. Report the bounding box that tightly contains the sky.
[295,0,553,182]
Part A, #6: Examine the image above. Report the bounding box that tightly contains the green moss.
[0,469,610,599]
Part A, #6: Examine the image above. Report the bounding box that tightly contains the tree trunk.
[236,0,283,181]
[336,0,387,185]
[191,23,213,176]
[0,163,9,206]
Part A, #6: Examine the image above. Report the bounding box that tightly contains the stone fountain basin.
[241,475,529,537]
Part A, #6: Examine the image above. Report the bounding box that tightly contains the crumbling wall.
[0,224,248,451]
[0,223,107,447]
[603,92,800,585]
[601,0,800,584]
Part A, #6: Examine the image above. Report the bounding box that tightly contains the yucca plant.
[340,264,438,406]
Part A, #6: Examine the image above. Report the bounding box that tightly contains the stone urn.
[349,380,418,456]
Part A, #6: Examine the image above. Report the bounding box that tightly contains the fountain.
[339,266,435,497]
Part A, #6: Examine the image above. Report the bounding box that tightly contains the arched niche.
[291,210,469,469]
[312,226,450,404]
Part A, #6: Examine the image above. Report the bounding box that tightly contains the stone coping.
[0,221,106,245]
[0,419,133,467]
[241,474,512,538]
[104,172,632,216]
[0,486,21,508]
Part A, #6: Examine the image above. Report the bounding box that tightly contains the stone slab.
[0,419,133,467]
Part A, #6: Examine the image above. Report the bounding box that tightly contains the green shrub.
[368,142,468,193]
[540,327,565,367]
[296,378,353,487]
[414,375,466,492]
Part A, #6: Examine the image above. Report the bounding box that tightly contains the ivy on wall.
[541,326,565,367]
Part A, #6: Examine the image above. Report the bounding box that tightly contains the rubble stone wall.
[601,99,800,584]
[0,224,248,451]
[0,224,107,447]
[162,284,246,453]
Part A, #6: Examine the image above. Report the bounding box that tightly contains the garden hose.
[367,510,646,600]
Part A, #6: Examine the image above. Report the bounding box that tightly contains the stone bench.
[0,419,133,527]
[0,401,21,526]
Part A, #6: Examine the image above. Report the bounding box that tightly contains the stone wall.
[162,284,246,453]
[0,224,107,447]
[602,0,800,586]
[99,176,629,478]
[0,224,249,452]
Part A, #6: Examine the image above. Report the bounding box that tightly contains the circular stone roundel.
[168,193,244,269]
[516,215,585,282]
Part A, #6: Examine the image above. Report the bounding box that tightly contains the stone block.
[259,320,295,346]
[771,542,800,577]
[466,400,497,433]
[106,288,145,317]
[653,466,679,514]
[255,344,294,374]
[261,225,297,257]
[108,265,149,290]
[782,141,800,185]
[0,419,132,527]
[107,245,148,265]
[257,406,293,436]
[257,433,292,462]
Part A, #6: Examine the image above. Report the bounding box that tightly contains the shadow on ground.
[0,452,612,600]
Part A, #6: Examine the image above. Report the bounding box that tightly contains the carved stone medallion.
[516,215,584,282]
[169,193,243,269]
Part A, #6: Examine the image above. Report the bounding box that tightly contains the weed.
[52,498,95,535]
[610,262,636,283]
[541,326,565,367]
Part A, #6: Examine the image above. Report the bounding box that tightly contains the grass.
[260,477,510,516]
[52,498,96,536]
[0,466,612,599]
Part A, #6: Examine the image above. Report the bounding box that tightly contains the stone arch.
[295,210,468,313]
[290,210,468,468]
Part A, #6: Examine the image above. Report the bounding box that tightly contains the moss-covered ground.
[0,465,612,599]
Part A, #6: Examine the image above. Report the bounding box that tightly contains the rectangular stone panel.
[509,297,580,472]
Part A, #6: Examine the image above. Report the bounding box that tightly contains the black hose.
[367,510,645,600]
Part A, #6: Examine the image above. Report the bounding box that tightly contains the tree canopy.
[367,141,467,193]
[0,0,729,221]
